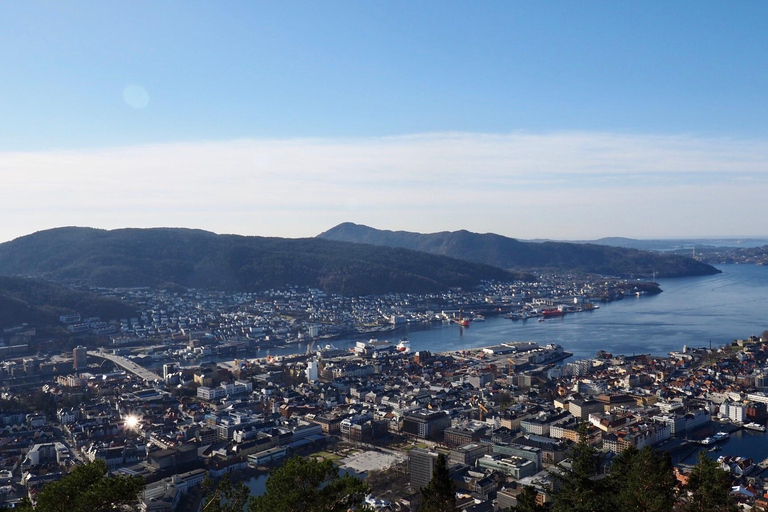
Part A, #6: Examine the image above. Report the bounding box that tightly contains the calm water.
[681,429,768,468]
[251,264,768,361]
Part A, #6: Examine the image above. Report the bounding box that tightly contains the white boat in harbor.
[744,422,766,432]
[701,431,730,445]
[396,338,410,352]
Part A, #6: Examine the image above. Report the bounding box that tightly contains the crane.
[478,403,489,422]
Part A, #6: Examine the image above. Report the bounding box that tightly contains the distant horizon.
[2,4,767,244]
[3,221,767,246]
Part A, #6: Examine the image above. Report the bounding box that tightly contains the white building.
[306,360,319,382]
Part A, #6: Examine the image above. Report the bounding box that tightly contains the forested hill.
[0,227,519,295]
[318,223,721,278]
[0,276,137,330]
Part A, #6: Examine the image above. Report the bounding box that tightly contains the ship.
[744,422,766,432]
[396,338,411,352]
[700,431,730,445]
[541,308,565,318]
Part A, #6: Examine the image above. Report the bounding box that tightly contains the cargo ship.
[541,308,565,318]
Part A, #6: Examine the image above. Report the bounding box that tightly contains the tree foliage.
[248,456,369,512]
[609,446,677,512]
[201,474,250,512]
[419,453,456,512]
[0,227,515,295]
[551,423,610,512]
[683,452,737,512]
[18,459,143,512]
[319,222,721,278]
[508,485,547,512]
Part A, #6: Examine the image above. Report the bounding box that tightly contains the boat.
[396,338,411,352]
[541,308,565,318]
[473,315,485,322]
[744,422,766,432]
[700,432,729,445]
[453,318,470,327]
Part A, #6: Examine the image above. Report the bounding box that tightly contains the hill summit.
[0,227,518,295]
[318,223,721,278]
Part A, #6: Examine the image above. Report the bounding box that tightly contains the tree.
[508,485,547,512]
[609,446,677,512]
[551,422,610,512]
[248,456,369,512]
[18,459,143,512]
[419,453,456,512]
[683,452,737,512]
[201,474,250,512]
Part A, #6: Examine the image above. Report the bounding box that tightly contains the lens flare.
[125,414,140,429]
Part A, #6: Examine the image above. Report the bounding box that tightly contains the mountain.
[317,223,721,278]
[0,276,137,330]
[0,227,518,296]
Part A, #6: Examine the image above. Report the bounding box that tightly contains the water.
[245,264,768,361]
[681,429,768,469]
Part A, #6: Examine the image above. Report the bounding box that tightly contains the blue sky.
[1,2,767,241]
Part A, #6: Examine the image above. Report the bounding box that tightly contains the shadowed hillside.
[318,223,721,278]
[0,227,521,295]
[0,276,137,330]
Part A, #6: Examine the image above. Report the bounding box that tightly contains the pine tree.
[420,453,456,512]
[551,422,610,512]
[610,446,677,512]
[509,485,547,512]
[248,456,369,512]
[16,460,143,512]
[201,474,250,512]
[683,451,737,512]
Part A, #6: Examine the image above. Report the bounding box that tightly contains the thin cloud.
[0,131,766,242]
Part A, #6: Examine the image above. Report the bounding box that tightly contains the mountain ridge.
[317,223,721,278]
[0,227,520,295]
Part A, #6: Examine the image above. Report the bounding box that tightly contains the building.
[720,401,747,423]
[402,409,451,441]
[163,363,176,381]
[409,448,440,489]
[73,346,88,370]
[568,398,603,420]
[449,443,491,466]
[477,454,538,479]
[444,425,488,447]
[306,360,319,382]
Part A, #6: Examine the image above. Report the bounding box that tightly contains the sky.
[1,1,767,242]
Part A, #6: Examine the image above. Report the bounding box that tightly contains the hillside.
[0,276,137,330]
[0,227,518,295]
[318,223,721,278]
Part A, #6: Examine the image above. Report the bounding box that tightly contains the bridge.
[88,351,162,383]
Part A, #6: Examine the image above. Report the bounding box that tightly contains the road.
[87,350,161,382]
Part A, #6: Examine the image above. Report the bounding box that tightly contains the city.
[2,276,768,510]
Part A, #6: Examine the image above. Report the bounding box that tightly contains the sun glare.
[125,414,140,429]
